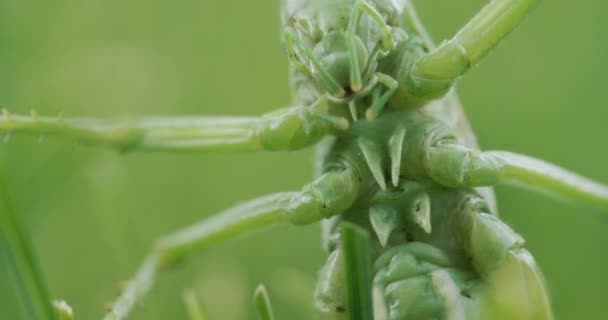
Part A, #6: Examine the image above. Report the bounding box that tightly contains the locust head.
[283,0,399,104]
[312,31,369,94]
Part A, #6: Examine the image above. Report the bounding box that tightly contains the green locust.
[1,0,605,319]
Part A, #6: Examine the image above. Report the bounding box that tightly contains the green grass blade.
[182,288,208,320]
[254,284,275,320]
[0,155,56,320]
[341,222,373,320]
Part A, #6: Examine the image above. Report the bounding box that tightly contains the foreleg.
[0,96,348,153]
[102,167,360,320]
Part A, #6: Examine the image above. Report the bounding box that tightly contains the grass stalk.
[0,153,56,320]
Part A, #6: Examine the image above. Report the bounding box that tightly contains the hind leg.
[424,144,608,212]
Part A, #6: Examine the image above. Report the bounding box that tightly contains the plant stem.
[102,256,158,320]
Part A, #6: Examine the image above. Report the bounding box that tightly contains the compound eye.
[312,32,368,91]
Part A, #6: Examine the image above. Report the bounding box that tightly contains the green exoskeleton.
[1,0,607,319]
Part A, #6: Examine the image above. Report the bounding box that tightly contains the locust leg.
[346,0,399,115]
[101,167,360,320]
[406,0,541,100]
[348,69,399,121]
[424,144,608,212]
[373,199,554,320]
[0,96,348,153]
[345,0,394,92]
[284,28,346,98]
[347,0,393,51]
[365,73,398,120]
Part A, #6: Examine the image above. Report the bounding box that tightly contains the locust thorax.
[323,110,456,193]
[312,31,368,92]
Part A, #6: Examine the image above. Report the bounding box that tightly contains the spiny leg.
[425,144,608,212]
[0,96,348,153]
[407,0,541,100]
[102,167,360,320]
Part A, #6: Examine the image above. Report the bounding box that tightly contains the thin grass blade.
[182,288,208,320]
[254,284,275,320]
[0,154,56,320]
[341,222,373,320]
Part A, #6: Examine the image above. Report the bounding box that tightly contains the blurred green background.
[1,0,607,319]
